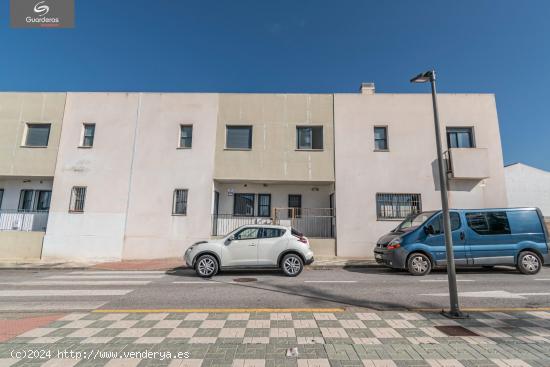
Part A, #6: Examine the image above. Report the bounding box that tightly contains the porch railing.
[0,210,49,232]
[212,208,335,238]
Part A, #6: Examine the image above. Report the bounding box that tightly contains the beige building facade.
[0,86,509,261]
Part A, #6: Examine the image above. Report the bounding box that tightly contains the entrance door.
[222,227,259,267]
[423,212,467,265]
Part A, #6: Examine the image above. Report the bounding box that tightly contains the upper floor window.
[374,126,388,151]
[24,123,51,147]
[297,126,323,150]
[226,126,252,150]
[179,125,193,148]
[447,127,474,148]
[376,193,422,220]
[173,189,188,215]
[69,186,87,213]
[81,123,95,147]
[18,190,35,211]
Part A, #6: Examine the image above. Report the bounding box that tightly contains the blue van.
[374,208,550,276]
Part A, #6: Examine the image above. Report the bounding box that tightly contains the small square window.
[226,126,252,149]
[82,123,95,147]
[179,125,193,148]
[297,126,323,150]
[69,187,86,213]
[374,126,388,151]
[447,127,474,148]
[25,123,51,147]
[173,189,188,215]
[234,193,255,216]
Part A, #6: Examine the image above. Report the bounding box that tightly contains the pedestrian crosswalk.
[0,270,165,312]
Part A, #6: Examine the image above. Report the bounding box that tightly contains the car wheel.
[407,253,432,276]
[281,254,304,277]
[517,251,541,275]
[195,254,219,278]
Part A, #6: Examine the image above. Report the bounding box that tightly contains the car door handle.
[248,244,256,246]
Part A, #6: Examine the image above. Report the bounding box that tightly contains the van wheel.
[281,254,304,277]
[195,255,219,278]
[407,253,432,276]
[517,251,541,275]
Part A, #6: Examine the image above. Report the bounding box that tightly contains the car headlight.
[387,237,401,250]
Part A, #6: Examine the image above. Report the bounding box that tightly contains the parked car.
[374,208,549,276]
[184,225,314,277]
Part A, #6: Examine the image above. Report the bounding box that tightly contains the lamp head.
[410,70,436,83]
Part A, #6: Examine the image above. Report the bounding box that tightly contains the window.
[466,211,511,235]
[18,190,35,211]
[428,212,461,234]
[173,189,188,215]
[376,193,422,220]
[234,227,260,240]
[35,190,51,211]
[374,126,388,151]
[81,123,95,147]
[226,126,252,149]
[0,189,3,209]
[69,186,86,213]
[258,194,271,217]
[447,127,474,148]
[261,228,285,238]
[234,193,255,216]
[288,194,302,218]
[179,125,193,148]
[297,126,323,150]
[24,123,51,147]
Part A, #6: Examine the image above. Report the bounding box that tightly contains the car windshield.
[393,211,436,232]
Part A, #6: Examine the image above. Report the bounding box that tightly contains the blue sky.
[1,0,549,170]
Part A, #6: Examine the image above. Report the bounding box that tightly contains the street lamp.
[410,70,465,318]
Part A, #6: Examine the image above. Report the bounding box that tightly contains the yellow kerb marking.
[93,308,345,313]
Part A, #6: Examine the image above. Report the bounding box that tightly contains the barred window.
[376,193,421,220]
[69,187,87,213]
[234,193,255,216]
[173,189,188,215]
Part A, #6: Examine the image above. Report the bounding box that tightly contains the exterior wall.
[0,93,66,177]
[214,94,335,183]
[334,93,508,257]
[42,93,141,261]
[505,163,550,217]
[0,178,53,210]
[122,94,219,259]
[0,231,44,260]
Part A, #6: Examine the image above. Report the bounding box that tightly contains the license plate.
[375,254,382,259]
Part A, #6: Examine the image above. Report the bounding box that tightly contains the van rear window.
[507,210,543,234]
[466,211,511,235]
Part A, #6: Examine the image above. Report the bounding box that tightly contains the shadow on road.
[343,265,521,277]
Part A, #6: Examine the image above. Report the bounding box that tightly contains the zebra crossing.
[0,270,165,312]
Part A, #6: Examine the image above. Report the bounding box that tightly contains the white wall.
[42,93,140,261]
[122,94,219,259]
[0,178,53,210]
[505,163,550,217]
[334,93,508,257]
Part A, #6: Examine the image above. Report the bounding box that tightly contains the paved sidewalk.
[1,309,550,366]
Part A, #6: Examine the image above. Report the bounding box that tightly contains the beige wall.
[334,93,508,257]
[0,93,66,177]
[122,94,219,259]
[0,231,44,260]
[214,94,335,182]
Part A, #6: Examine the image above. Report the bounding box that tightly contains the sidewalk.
[1,309,550,366]
[0,257,379,271]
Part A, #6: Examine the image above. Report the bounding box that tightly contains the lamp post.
[410,70,464,318]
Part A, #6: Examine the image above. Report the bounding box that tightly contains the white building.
[505,163,550,217]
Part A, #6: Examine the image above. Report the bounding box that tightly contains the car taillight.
[298,236,308,244]
[387,243,400,250]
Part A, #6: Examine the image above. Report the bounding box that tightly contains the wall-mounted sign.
[227,188,234,196]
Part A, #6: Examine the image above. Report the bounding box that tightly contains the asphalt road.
[1,265,550,313]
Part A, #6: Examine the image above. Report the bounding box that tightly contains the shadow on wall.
[430,159,480,192]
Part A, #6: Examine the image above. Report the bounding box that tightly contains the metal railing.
[0,210,49,232]
[212,208,336,238]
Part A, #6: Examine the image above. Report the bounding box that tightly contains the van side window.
[507,210,543,234]
[430,212,461,234]
[466,211,511,235]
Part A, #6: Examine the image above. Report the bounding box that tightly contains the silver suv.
[184,225,314,277]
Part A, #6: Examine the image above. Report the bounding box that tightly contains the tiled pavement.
[1,310,550,366]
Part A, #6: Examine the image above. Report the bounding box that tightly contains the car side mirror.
[424,225,435,235]
[225,235,235,245]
